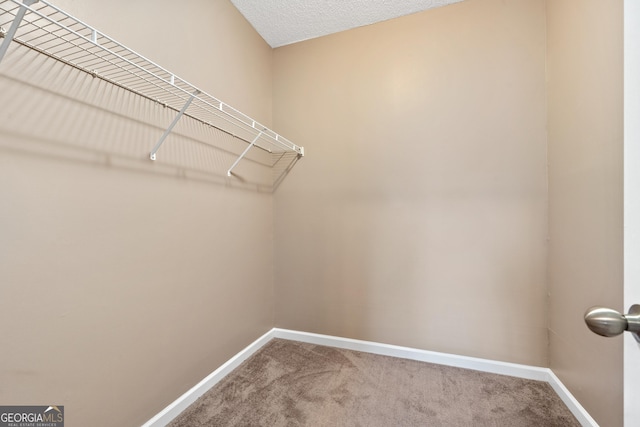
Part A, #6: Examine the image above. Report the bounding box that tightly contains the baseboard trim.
[142,328,598,427]
[546,370,599,427]
[141,329,275,427]
[273,328,550,380]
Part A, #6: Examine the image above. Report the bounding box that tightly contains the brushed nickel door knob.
[584,304,640,341]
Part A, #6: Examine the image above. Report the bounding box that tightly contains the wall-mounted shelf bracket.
[227,131,263,176]
[0,0,37,63]
[149,89,200,161]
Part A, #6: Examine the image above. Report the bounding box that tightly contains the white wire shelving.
[0,0,304,176]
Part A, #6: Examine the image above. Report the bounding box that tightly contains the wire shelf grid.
[0,0,303,159]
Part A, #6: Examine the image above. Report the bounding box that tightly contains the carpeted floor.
[168,339,581,426]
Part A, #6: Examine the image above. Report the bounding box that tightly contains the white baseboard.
[546,370,599,427]
[141,329,275,427]
[273,328,551,380]
[142,328,598,427]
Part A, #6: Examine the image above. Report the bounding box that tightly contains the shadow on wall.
[0,45,301,193]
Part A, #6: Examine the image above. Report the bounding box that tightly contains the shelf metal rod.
[0,0,38,64]
[227,131,263,177]
[149,89,200,161]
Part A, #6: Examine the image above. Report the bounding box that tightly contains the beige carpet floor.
[168,339,581,426]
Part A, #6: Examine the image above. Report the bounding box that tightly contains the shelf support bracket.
[227,131,263,177]
[0,0,39,64]
[150,89,200,160]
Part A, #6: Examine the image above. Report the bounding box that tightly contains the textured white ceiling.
[229,0,466,48]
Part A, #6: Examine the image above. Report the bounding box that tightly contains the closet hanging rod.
[0,0,304,164]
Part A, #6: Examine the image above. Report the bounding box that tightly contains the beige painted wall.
[546,0,624,426]
[273,0,549,366]
[0,1,275,426]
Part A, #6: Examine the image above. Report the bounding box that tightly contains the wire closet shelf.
[0,0,304,176]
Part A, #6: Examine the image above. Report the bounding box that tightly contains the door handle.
[584,305,640,341]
